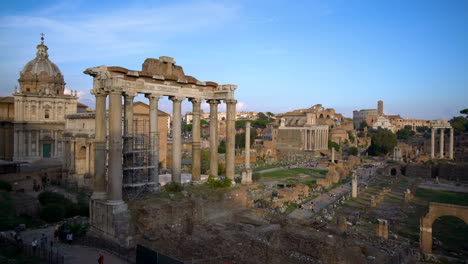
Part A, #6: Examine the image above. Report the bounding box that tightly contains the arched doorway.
[420,203,468,254]
[390,168,397,176]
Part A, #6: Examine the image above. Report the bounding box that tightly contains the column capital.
[145,93,163,100]
[224,99,237,105]
[169,96,185,103]
[91,89,108,96]
[189,97,204,105]
[124,91,137,98]
[207,99,220,105]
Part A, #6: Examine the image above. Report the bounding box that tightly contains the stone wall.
[405,164,432,178]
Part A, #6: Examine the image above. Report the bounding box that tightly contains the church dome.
[18,35,65,96]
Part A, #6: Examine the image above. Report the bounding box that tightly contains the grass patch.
[261,168,326,179]
[415,188,468,206]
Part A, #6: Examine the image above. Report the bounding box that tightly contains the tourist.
[32,238,38,254]
[40,233,47,248]
[66,233,73,245]
[98,252,104,264]
[54,229,59,242]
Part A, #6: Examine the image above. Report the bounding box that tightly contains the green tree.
[367,129,397,156]
[416,126,429,133]
[328,140,340,151]
[266,112,275,121]
[348,146,358,156]
[460,108,468,117]
[256,112,268,121]
[347,131,355,143]
[450,116,468,135]
[235,128,256,149]
[359,121,368,130]
[396,128,415,140]
[218,140,226,153]
[200,150,210,174]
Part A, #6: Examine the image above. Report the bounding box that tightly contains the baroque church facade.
[0,36,78,162]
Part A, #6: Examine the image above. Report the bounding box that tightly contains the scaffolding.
[122,119,158,200]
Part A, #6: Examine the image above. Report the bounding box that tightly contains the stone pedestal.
[337,216,347,233]
[241,168,252,185]
[89,199,133,248]
[377,219,388,239]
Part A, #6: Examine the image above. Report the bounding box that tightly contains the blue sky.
[1,0,467,119]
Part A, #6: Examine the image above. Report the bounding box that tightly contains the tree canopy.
[367,129,397,156]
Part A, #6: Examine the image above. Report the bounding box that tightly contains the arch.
[384,165,401,177]
[420,203,468,254]
[319,114,324,119]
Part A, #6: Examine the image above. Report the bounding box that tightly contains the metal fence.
[76,235,136,263]
[0,236,64,264]
[136,245,184,264]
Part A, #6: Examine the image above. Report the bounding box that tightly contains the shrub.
[0,181,12,192]
[40,204,65,223]
[206,176,232,188]
[348,146,358,156]
[38,191,68,205]
[63,222,90,237]
[218,162,226,175]
[164,182,183,192]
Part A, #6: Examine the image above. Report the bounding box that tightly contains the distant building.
[0,37,79,162]
[353,100,430,131]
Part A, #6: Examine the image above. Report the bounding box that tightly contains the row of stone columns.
[92,90,237,203]
[303,128,328,151]
[430,128,454,159]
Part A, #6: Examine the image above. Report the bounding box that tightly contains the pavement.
[19,226,129,264]
[289,165,382,219]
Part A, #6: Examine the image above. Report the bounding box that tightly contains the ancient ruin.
[420,203,468,254]
[84,57,238,246]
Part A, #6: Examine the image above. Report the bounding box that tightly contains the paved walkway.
[20,226,129,264]
[289,165,382,219]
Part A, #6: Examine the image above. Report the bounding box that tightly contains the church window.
[45,109,50,119]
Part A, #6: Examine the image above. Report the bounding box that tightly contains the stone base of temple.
[89,199,134,248]
[241,168,252,185]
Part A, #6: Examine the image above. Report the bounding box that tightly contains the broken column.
[331,147,335,163]
[352,171,358,198]
[241,122,252,184]
[337,216,347,233]
[377,219,388,239]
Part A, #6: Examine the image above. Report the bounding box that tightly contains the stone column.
[190,98,202,181]
[208,100,219,177]
[107,91,124,203]
[92,92,107,199]
[449,128,454,160]
[170,96,184,183]
[242,122,253,184]
[439,128,444,158]
[35,130,39,157]
[430,128,435,159]
[225,99,237,180]
[27,131,32,157]
[331,147,335,163]
[147,94,161,184]
[124,93,135,153]
[86,142,90,174]
[352,171,358,198]
[245,121,251,169]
